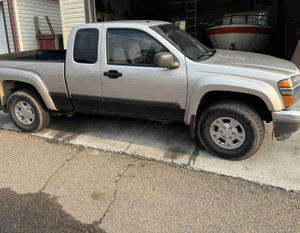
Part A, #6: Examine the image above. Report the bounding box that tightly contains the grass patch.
[0,106,2,111]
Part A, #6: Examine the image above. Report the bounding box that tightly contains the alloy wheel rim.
[209,117,246,150]
[14,101,35,125]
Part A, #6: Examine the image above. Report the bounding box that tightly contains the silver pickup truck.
[0,21,299,160]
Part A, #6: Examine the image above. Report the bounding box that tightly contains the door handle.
[103,70,123,79]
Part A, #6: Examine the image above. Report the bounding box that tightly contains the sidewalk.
[0,130,299,232]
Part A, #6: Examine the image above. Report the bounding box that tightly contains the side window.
[107,29,168,66]
[74,29,99,64]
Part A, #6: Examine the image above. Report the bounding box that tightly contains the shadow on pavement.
[47,113,201,155]
[0,188,105,233]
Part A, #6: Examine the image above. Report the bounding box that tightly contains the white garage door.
[0,6,8,55]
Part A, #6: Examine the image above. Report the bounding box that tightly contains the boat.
[206,13,273,52]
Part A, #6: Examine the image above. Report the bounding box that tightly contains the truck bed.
[0,50,66,62]
[0,50,73,111]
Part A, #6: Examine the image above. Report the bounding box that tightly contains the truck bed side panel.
[0,60,73,111]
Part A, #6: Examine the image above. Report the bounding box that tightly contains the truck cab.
[65,21,187,120]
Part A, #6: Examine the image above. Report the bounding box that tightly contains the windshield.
[151,24,211,60]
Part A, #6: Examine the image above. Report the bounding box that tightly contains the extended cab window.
[107,29,168,66]
[74,29,99,64]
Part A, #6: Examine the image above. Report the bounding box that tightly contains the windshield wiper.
[193,49,216,61]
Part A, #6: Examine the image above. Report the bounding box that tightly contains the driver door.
[100,26,187,121]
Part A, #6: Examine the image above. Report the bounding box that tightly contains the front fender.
[185,75,284,125]
[0,67,57,111]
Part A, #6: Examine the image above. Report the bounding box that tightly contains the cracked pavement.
[97,164,133,225]
[1,111,300,192]
[0,129,299,232]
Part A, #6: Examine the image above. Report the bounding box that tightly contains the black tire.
[7,89,50,132]
[197,101,265,160]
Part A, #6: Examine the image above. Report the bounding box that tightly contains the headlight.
[278,75,300,108]
[291,75,300,88]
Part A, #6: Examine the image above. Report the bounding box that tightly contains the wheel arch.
[188,90,274,138]
[0,69,57,111]
[185,76,284,137]
[197,91,272,121]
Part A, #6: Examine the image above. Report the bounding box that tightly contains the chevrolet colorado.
[0,21,299,160]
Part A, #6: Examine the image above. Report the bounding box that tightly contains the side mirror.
[154,52,179,69]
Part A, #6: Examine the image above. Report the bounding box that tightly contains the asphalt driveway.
[0,130,299,232]
[0,111,299,192]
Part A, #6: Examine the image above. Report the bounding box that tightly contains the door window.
[74,29,99,64]
[107,29,168,66]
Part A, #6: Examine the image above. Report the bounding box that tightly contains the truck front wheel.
[7,89,50,132]
[197,101,265,160]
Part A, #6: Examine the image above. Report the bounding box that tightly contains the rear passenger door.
[66,26,104,112]
[100,26,187,121]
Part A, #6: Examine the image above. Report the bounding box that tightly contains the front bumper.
[272,104,300,140]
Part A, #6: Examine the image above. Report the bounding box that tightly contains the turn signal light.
[278,79,292,88]
[282,96,293,108]
[278,78,295,108]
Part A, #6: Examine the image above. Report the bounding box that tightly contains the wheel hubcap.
[14,101,35,125]
[210,117,246,150]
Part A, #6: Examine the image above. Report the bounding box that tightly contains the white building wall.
[59,0,86,48]
[2,0,15,52]
[13,0,62,51]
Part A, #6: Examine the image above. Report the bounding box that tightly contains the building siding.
[60,0,85,48]
[14,0,62,51]
[0,3,9,54]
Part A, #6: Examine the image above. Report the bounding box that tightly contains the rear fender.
[0,67,57,111]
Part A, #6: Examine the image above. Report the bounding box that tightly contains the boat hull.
[207,25,273,52]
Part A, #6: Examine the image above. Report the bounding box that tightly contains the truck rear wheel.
[197,101,265,160]
[7,89,50,132]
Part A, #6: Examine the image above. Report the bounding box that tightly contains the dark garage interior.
[93,0,300,62]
